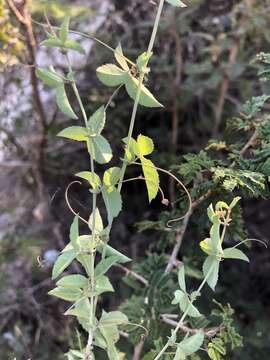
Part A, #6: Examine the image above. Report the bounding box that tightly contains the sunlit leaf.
[76,171,101,190]
[96,64,128,87]
[57,126,88,141]
[166,0,187,7]
[103,167,121,187]
[223,247,249,262]
[140,157,159,202]
[125,74,163,108]
[89,208,104,234]
[203,256,220,291]
[137,134,154,156]
[88,135,113,164]
[114,43,129,71]
[88,106,106,135]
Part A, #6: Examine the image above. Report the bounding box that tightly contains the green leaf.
[114,43,129,71]
[88,106,106,135]
[177,332,204,356]
[137,134,154,156]
[229,196,241,209]
[96,275,114,295]
[63,39,85,54]
[65,298,91,319]
[96,64,128,87]
[77,235,96,252]
[172,290,201,317]
[243,95,270,118]
[89,208,104,234]
[166,0,187,7]
[136,52,151,72]
[76,254,93,277]
[210,218,223,252]
[125,74,163,108]
[178,266,186,292]
[48,286,82,302]
[36,68,63,88]
[59,16,70,43]
[76,171,101,190]
[203,256,220,291]
[103,167,121,187]
[88,135,112,164]
[96,244,131,263]
[56,85,78,119]
[41,37,63,48]
[174,347,186,360]
[140,157,159,202]
[102,187,122,224]
[223,247,249,262]
[70,214,79,248]
[94,255,119,278]
[56,274,88,288]
[52,250,76,280]
[58,126,88,141]
[99,310,128,326]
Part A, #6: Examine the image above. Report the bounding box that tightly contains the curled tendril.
[233,238,267,249]
[126,322,149,338]
[132,162,192,227]
[65,181,88,225]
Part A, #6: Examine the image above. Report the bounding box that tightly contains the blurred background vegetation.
[1,0,270,359]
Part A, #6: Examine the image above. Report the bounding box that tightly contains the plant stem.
[154,262,215,360]
[118,0,165,191]
[66,54,97,359]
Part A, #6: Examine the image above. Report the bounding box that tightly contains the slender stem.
[154,263,216,360]
[118,73,144,191]
[118,0,166,190]
[147,0,165,56]
[66,53,97,359]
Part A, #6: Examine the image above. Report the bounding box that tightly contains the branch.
[161,314,224,339]
[116,264,149,286]
[165,189,213,273]
[213,39,240,135]
[7,0,47,201]
[132,337,146,360]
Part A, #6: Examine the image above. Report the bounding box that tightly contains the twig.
[116,264,149,286]
[132,337,146,360]
[213,39,240,135]
[161,314,224,339]
[165,189,213,273]
[7,0,47,202]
